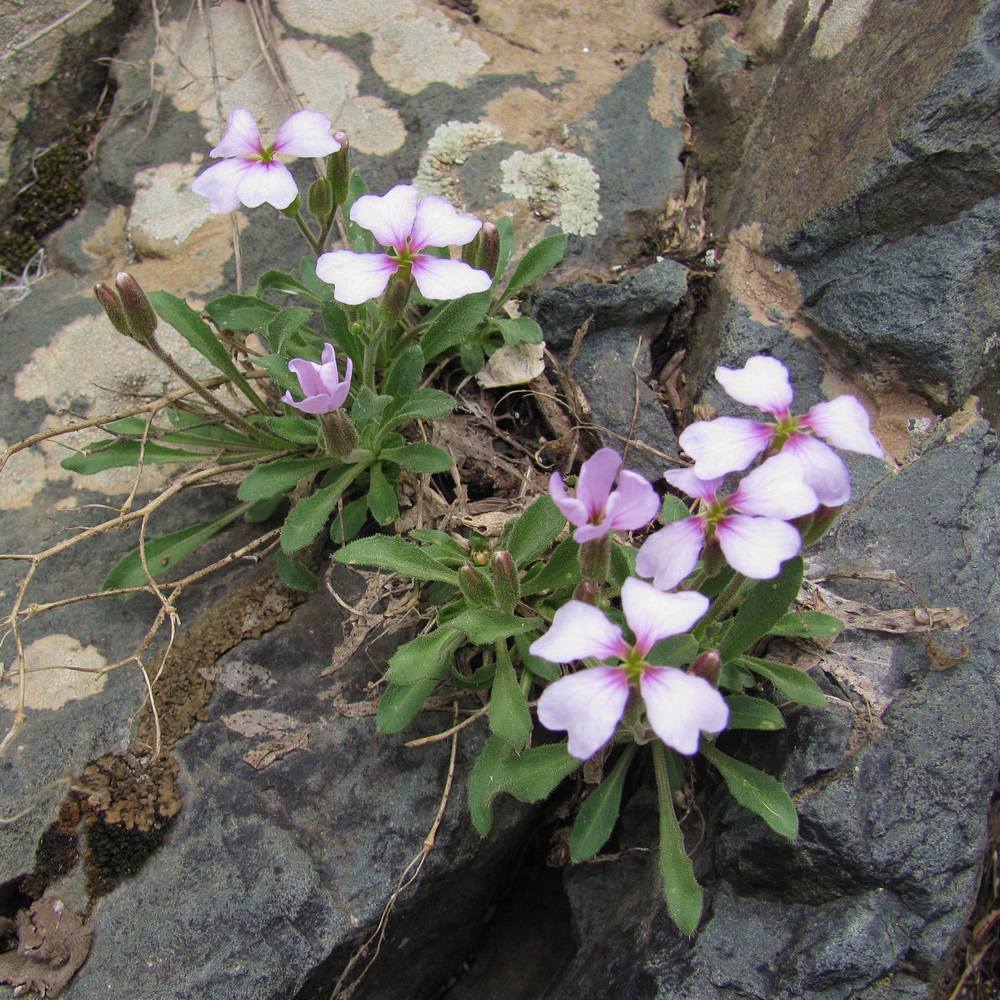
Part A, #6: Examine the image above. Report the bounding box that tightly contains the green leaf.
[280,464,365,552]
[489,650,532,748]
[257,270,323,303]
[652,742,703,935]
[492,316,544,345]
[420,292,492,362]
[344,171,373,251]
[448,608,538,644]
[266,307,313,350]
[384,345,425,399]
[330,495,368,545]
[351,386,394,427]
[459,340,485,374]
[609,541,639,589]
[769,610,845,640]
[103,506,246,590]
[276,550,318,592]
[297,256,332,302]
[237,456,338,502]
[718,557,804,660]
[493,214,515,284]
[513,632,561,681]
[379,442,453,474]
[263,415,319,445]
[366,463,398,525]
[701,742,798,839]
[256,353,300,394]
[384,388,456,429]
[335,535,459,584]
[386,628,464,686]
[103,417,151,435]
[736,655,827,707]
[204,294,278,331]
[503,495,566,567]
[519,536,581,596]
[724,694,786,731]
[468,736,579,835]
[569,744,637,862]
[660,494,691,524]
[377,678,439,734]
[505,233,567,292]
[645,634,699,666]
[244,495,285,523]
[61,440,208,474]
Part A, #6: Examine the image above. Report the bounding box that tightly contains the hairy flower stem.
[579,534,610,583]
[696,571,746,632]
[287,204,322,256]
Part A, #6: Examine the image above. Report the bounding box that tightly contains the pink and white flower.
[678,355,884,505]
[531,579,727,759]
[635,454,818,591]
[192,109,342,213]
[281,343,353,414]
[550,448,660,543]
[315,184,492,305]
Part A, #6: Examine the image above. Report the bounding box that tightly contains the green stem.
[289,207,322,255]
[698,571,746,632]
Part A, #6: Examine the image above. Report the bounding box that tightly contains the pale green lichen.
[500,149,601,237]
[414,121,503,199]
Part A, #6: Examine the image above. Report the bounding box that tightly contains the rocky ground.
[0,1,998,998]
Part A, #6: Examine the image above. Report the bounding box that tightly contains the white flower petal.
[410,256,492,300]
[537,667,631,760]
[576,448,622,521]
[782,434,853,506]
[635,518,706,592]
[316,251,397,305]
[191,158,251,213]
[716,514,802,579]
[210,108,262,158]
[549,472,589,528]
[235,160,298,209]
[640,667,729,756]
[410,194,483,249]
[679,417,774,479]
[605,470,660,531]
[350,185,419,250]
[529,601,628,664]
[274,110,341,158]
[621,578,709,655]
[664,467,722,504]
[803,396,884,457]
[715,356,794,416]
[729,453,818,519]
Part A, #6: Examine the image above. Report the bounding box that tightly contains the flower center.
[622,647,645,680]
[771,414,802,448]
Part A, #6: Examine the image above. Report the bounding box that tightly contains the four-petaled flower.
[678,355,884,506]
[315,184,493,304]
[281,343,353,414]
[550,447,660,543]
[192,109,342,213]
[636,454,818,591]
[531,578,728,759]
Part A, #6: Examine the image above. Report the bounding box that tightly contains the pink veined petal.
[781,434,853,507]
[537,667,631,760]
[349,185,419,250]
[529,601,629,664]
[716,513,802,579]
[715,355,794,417]
[729,452,818,519]
[679,417,774,479]
[410,256,493,300]
[209,108,263,158]
[640,667,729,756]
[192,158,252,213]
[635,518,707,592]
[409,193,483,250]
[326,358,353,409]
[620,578,709,656]
[273,110,341,158]
[801,396,884,457]
[549,472,590,529]
[288,358,327,397]
[281,391,341,415]
[664,467,722,504]
[315,251,398,305]
[605,469,661,531]
[235,160,299,209]
[575,448,622,521]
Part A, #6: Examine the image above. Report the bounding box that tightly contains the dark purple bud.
[689,650,722,687]
[572,578,600,606]
[94,283,130,338]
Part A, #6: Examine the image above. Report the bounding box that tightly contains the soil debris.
[0,898,92,998]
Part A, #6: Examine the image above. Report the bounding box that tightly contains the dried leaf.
[476,342,546,388]
[0,899,92,998]
[243,728,310,769]
[803,582,969,634]
[219,709,302,738]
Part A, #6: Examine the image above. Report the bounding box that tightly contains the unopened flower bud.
[572,578,600,606]
[94,282,130,338]
[689,650,722,687]
[477,221,500,278]
[113,273,157,342]
[458,564,496,606]
[799,505,842,546]
[380,264,412,326]
[491,550,519,612]
[308,177,333,220]
[326,133,350,207]
[280,194,302,219]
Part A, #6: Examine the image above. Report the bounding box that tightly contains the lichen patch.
[129,161,216,255]
[500,148,601,236]
[415,121,503,199]
[0,635,107,711]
